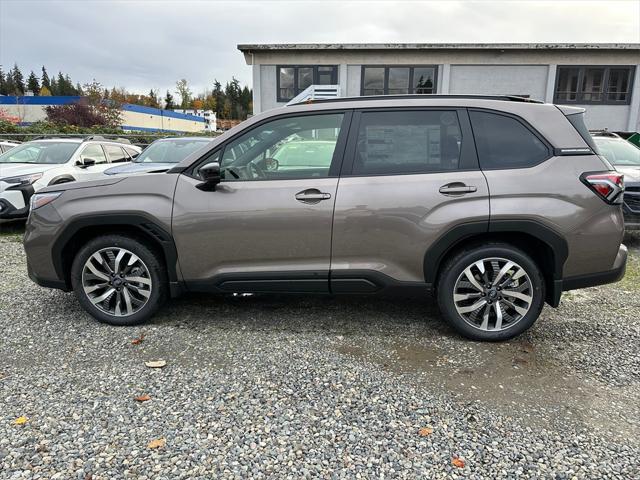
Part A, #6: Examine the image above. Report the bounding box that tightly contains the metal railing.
[287,85,341,106]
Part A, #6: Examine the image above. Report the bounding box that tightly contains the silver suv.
[23,95,627,341]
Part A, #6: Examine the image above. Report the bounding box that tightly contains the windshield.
[593,136,640,166]
[135,139,210,163]
[0,142,78,164]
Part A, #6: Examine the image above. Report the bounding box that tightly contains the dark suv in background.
[23,95,627,341]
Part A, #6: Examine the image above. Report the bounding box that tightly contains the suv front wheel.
[437,243,545,341]
[71,235,167,326]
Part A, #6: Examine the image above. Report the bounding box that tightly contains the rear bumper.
[562,244,628,292]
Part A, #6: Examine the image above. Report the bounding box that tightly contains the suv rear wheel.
[71,235,167,326]
[436,243,545,341]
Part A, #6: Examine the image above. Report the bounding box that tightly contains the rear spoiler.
[556,105,586,116]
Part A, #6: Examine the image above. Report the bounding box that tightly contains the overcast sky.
[1,0,639,96]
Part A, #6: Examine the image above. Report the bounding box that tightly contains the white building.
[238,43,640,131]
[172,109,217,131]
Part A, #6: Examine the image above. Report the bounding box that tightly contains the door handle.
[439,183,477,196]
[295,189,332,204]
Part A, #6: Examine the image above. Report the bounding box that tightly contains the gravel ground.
[1,223,639,479]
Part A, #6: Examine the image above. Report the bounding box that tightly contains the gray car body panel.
[23,96,625,306]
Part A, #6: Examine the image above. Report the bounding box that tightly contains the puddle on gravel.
[335,338,640,446]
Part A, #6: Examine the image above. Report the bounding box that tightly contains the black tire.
[436,243,545,341]
[71,234,167,326]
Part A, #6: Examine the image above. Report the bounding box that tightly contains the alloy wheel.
[81,247,152,317]
[453,257,533,332]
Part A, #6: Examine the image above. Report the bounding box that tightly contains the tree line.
[0,63,252,120]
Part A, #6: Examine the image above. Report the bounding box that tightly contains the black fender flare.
[51,213,180,295]
[423,219,568,306]
[48,174,76,186]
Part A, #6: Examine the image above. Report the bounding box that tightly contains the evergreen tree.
[164,90,175,110]
[148,89,159,108]
[0,68,6,95]
[4,69,17,95]
[50,76,58,95]
[212,80,224,119]
[65,75,77,94]
[11,63,25,94]
[41,66,51,91]
[56,72,68,95]
[27,71,40,95]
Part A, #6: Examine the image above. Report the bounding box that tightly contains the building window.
[554,66,635,105]
[361,66,437,96]
[276,65,338,102]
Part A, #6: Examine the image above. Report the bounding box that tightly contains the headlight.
[2,172,43,185]
[30,192,62,210]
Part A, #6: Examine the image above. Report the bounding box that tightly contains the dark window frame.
[553,65,636,105]
[360,65,438,96]
[468,108,553,171]
[276,65,339,102]
[341,107,478,177]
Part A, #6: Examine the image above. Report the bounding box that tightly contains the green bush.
[0,120,219,147]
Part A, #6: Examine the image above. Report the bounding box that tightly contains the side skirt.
[183,270,431,296]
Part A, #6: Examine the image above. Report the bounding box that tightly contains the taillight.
[581,172,624,204]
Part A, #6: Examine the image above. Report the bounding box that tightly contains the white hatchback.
[0,137,141,219]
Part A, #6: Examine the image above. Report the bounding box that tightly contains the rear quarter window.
[469,110,550,169]
[565,113,600,153]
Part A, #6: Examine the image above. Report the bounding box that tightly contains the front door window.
[216,113,345,181]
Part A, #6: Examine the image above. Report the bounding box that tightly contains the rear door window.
[469,111,550,169]
[351,110,463,175]
[103,145,128,163]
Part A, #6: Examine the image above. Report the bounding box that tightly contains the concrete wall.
[448,65,549,101]
[248,48,640,131]
[579,105,632,131]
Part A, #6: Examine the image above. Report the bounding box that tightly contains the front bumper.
[27,259,70,291]
[623,183,640,229]
[0,184,34,219]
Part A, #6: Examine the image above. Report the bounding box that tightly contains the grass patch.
[620,231,640,290]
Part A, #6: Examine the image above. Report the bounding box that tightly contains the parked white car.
[0,136,141,219]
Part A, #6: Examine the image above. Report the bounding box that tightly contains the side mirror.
[197,162,221,191]
[76,158,96,168]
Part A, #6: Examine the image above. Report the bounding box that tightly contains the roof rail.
[83,135,132,144]
[288,94,544,106]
